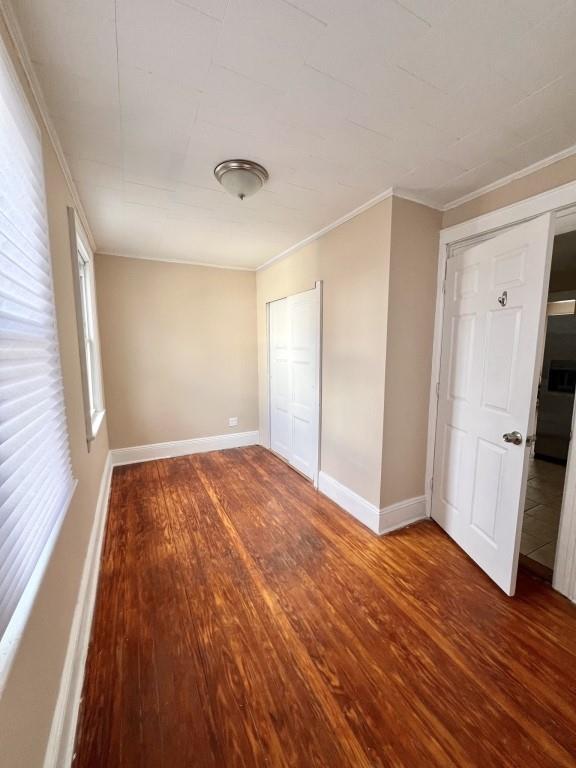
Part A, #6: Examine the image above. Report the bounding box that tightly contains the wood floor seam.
[191,459,374,768]
[73,447,576,768]
[238,451,576,763]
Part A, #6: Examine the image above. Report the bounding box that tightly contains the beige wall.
[380,198,441,507]
[257,196,441,510]
[442,155,576,228]
[0,16,110,768]
[257,200,392,507]
[96,254,258,449]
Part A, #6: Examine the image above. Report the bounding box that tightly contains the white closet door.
[431,214,554,595]
[269,287,320,482]
[269,297,291,461]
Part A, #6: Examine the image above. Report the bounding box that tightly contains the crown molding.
[257,187,395,271]
[442,143,576,211]
[257,186,445,272]
[392,188,444,209]
[100,183,443,273]
[0,0,97,251]
[96,250,256,271]
[4,0,573,270]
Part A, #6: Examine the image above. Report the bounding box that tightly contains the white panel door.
[431,214,554,595]
[269,297,291,462]
[269,287,320,482]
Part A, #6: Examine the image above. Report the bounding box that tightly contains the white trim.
[68,208,106,444]
[244,145,576,274]
[264,300,272,450]
[318,472,426,535]
[424,238,448,518]
[85,148,576,275]
[3,0,576,274]
[101,189,438,273]
[257,188,394,272]
[43,454,113,768]
[426,177,576,601]
[379,495,427,535]
[85,144,576,273]
[553,392,576,602]
[0,0,97,252]
[440,179,576,246]
[111,431,260,466]
[316,280,323,489]
[90,409,106,440]
[97,148,576,273]
[0,481,78,696]
[443,144,576,211]
[393,188,445,210]
[97,250,256,272]
[318,472,381,533]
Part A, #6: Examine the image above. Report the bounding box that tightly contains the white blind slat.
[0,434,69,513]
[0,401,68,463]
[0,38,74,643]
[0,460,68,556]
[0,481,68,616]
[0,209,51,276]
[0,466,64,568]
[0,235,52,290]
[0,424,69,503]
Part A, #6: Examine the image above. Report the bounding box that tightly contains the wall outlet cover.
[228,417,238,427]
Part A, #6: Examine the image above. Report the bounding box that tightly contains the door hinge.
[436,381,440,399]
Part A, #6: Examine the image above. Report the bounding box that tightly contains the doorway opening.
[520,230,576,582]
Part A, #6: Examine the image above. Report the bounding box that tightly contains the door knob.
[503,431,523,445]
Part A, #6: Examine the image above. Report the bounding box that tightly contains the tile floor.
[520,457,566,570]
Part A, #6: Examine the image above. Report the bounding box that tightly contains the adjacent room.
[520,231,576,580]
[1,1,576,766]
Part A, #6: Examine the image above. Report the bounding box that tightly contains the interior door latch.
[525,434,537,446]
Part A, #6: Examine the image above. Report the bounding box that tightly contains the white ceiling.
[11,0,576,268]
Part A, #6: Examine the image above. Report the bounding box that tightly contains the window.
[68,209,105,443]
[0,39,74,663]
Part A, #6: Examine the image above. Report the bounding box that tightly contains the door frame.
[266,281,323,488]
[426,179,576,600]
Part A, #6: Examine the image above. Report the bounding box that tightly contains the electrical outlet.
[228,417,238,427]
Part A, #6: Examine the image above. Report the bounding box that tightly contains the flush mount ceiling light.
[214,159,269,200]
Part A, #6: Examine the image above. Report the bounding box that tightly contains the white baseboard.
[43,453,113,768]
[318,471,427,535]
[379,495,427,534]
[111,430,260,466]
[318,471,382,533]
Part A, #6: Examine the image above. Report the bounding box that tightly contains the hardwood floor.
[73,446,576,768]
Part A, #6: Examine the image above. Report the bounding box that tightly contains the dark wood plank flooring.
[73,446,576,767]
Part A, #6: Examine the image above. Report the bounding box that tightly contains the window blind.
[0,41,74,643]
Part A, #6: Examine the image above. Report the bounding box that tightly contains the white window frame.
[68,208,105,443]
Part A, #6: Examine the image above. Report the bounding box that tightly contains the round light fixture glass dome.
[214,159,269,200]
